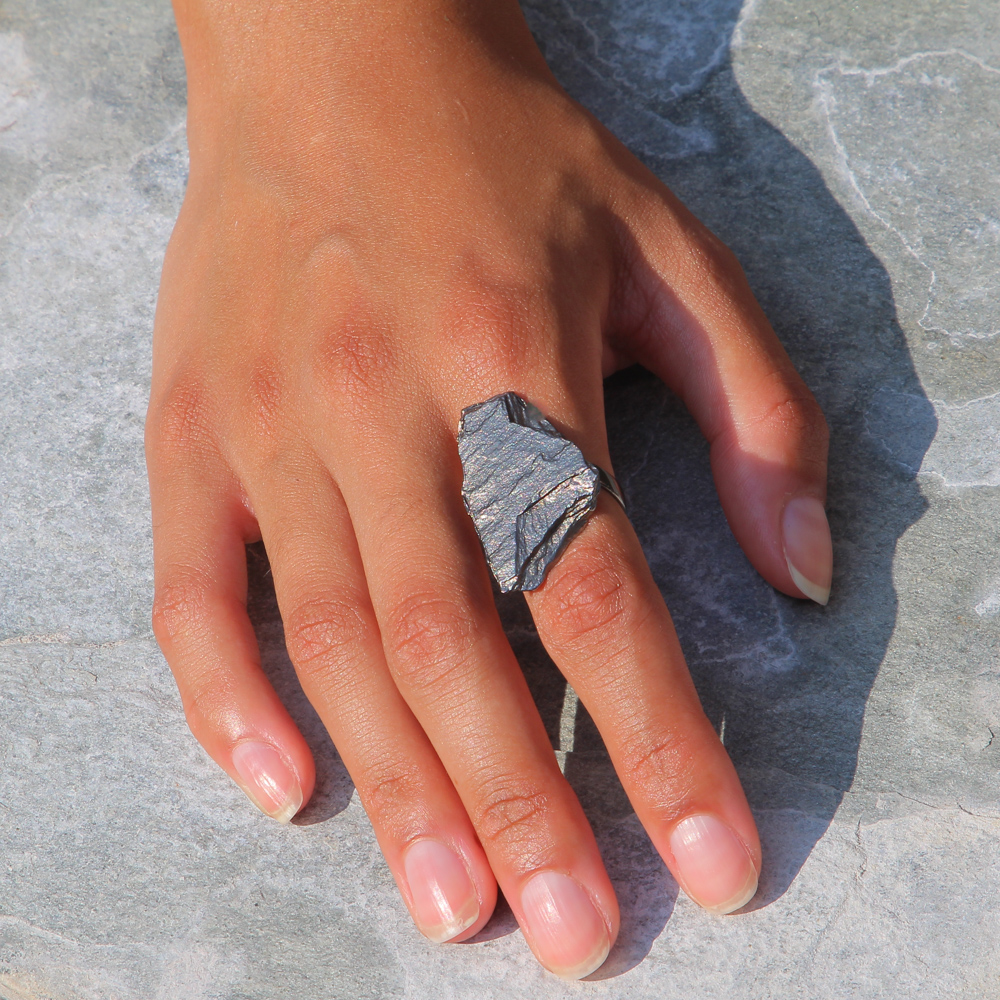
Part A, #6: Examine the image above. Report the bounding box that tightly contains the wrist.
[173,0,551,169]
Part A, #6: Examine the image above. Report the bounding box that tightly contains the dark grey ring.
[596,466,627,513]
[457,391,627,593]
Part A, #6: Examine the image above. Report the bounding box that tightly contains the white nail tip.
[704,867,760,915]
[422,908,479,945]
[553,937,612,981]
[786,556,830,606]
[271,785,304,824]
[239,781,303,824]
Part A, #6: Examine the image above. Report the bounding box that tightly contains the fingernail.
[781,496,833,605]
[669,814,759,914]
[231,741,303,823]
[519,871,611,980]
[402,840,480,944]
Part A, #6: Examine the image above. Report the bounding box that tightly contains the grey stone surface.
[1,0,998,997]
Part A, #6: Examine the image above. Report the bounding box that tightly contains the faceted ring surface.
[457,391,627,593]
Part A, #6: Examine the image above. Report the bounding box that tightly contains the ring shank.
[596,467,626,513]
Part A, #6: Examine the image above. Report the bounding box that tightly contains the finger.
[146,413,314,822]
[243,447,497,944]
[526,502,761,914]
[610,190,832,604]
[322,411,619,980]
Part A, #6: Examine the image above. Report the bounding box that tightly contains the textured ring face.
[457,392,625,593]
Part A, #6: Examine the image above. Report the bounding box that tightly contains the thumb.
[611,195,832,604]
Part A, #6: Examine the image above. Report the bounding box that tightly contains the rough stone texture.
[1,0,998,997]
[458,392,602,593]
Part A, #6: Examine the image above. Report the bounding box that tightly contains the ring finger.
[320,403,621,980]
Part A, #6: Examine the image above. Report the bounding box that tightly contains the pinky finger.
[148,452,315,822]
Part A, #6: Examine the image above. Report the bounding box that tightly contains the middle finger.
[320,398,620,981]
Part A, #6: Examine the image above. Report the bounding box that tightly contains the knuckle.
[283,595,372,676]
[314,318,394,406]
[711,370,829,477]
[151,575,212,648]
[356,762,427,840]
[447,284,530,339]
[617,732,698,803]
[384,590,477,686]
[439,283,545,380]
[179,672,230,738]
[539,545,632,651]
[471,779,552,850]
[750,372,829,451]
[148,377,213,458]
[686,227,745,288]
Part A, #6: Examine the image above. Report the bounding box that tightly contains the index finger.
[611,184,832,605]
[526,501,761,915]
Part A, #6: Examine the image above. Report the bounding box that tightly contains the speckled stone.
[1,1,998,998]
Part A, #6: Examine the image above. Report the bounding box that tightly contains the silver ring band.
[597,466,626,513]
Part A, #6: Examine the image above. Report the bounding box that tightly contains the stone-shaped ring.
[457,392,626,593]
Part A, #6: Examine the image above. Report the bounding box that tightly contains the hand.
[148,0,831,979]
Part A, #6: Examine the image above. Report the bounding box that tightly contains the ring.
[457,392,626,593]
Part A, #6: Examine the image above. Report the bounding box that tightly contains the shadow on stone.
[245,542,355,824]
[463,890,522,944]
[505,0,936,974]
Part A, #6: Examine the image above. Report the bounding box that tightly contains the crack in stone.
[815,50,1000,343]
[1,118,187,244]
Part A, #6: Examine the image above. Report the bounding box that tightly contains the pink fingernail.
[669,814,758,914]
[782,496,833,605]
[519,871,611,980]
[403,840,480,943]
[231,741,303,823]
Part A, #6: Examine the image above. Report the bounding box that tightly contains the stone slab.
[1,1,998,997]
